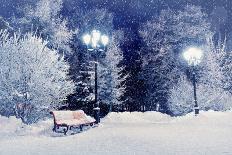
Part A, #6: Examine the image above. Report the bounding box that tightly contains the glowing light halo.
[82,30,109,48]
[183,47,203,66]
[101,35,109,46]
[92,30,101,42]
[83,34,91,45]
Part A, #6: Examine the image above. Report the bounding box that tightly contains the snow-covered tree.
[139,9,180,112]
[12,0,73,54]
[168,35,232,115]
[173,4,212,47]
[139,5,212,113]
[212,35,232,94]
[0,31,75,124]
[67,8,125,113]
[66,8,113,111]
[98,30,126,112]
[200,37,225,87]
[82,9,113,33]
[202,35,232,103]
[0,16,13,31]
[117,29,145,112]
[222,51,232,93]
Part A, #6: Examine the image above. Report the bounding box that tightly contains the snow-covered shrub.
[0,30,75,124]
[197,84,231,111]
[168,74,231,116]
[168,76,193,116]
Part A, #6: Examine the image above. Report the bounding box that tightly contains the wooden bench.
[50,110,96,135]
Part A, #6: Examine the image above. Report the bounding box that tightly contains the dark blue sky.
[61,0,232,30]
[0,0,231,30]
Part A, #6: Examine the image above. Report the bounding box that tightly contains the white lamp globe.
[183,47,203,66]
[101,35,109,46]
[83,34,91,45]
[92,30,101,42]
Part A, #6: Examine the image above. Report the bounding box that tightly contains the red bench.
[50,110,96,135]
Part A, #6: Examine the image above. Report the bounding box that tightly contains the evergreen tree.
[98,30,126,112]
[120,29,144,112]
[139,9,179,112]
[66,8,126,115]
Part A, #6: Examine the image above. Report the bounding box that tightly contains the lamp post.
[183,47,203,115]
[83,30,109,123]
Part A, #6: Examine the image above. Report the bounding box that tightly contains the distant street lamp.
[183,47,203,115]
[83,30,109,123]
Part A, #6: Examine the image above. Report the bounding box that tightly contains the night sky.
[61,0,232,31]
[0,0,232,31]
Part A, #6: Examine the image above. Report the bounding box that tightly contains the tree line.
[0,0,231,123]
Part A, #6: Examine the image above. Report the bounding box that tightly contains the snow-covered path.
[1,111,232,155]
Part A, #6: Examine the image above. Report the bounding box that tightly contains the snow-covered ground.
[1,111,232,155]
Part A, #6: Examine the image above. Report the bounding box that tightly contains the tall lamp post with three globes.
[82,30,109,123]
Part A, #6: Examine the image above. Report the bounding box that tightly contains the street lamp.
[183,47,203,115]
[82,30,109,123]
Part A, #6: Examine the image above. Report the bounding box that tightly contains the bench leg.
[53,124,58,132]
[63,125,69,135]
[79,125,83,131]
[53,125,56,132]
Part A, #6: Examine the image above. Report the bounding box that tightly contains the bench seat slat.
[51,110,96,127]
[56,119,86,126]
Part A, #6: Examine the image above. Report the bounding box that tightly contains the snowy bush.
[0,30,75,124]
[168,76,194,116]
[168,74,232,116]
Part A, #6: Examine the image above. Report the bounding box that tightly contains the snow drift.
[1,111,232,155]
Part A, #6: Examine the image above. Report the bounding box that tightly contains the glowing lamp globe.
[92,30,101,42]
[91,38,98,48]
[82,30,109,49]
[101,35,109,46]
[83,34,91,45]
[183,47,203,66]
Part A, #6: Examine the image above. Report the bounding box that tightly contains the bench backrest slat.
[52,110,87,122]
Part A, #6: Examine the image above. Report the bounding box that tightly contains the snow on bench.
[50,110,96,135]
